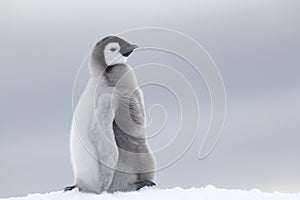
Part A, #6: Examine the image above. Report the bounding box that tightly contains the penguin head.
[91,36,138,67]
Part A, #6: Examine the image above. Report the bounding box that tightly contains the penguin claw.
[63,185,77,192]
[136,180,156,190]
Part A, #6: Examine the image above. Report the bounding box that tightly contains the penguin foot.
[63,185,77,192]
[136,180,156,190]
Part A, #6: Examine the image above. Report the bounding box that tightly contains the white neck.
[88,56,105,77]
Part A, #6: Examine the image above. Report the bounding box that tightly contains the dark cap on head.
[91,35,138,67]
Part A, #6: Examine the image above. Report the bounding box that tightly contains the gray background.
[0,0,299,198]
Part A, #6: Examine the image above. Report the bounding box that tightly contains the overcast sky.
[0,0,299,198]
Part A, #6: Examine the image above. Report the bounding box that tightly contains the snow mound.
[2,186,300,200]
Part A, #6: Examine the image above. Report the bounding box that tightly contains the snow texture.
[2,186,300,200]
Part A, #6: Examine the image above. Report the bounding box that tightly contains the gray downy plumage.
[65,36,156,194]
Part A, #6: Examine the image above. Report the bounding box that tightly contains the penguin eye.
[110,47,117,52]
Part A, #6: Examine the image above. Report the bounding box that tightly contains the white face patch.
[104,42,127,66]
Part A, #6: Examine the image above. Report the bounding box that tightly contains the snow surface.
[2,186,300,200]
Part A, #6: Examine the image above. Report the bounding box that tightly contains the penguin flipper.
[136,180,156,190]
[63,185,77,192]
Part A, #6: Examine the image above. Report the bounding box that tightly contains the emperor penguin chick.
[65,36,156,194]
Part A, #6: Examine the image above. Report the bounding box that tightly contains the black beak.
[122,44,138,57]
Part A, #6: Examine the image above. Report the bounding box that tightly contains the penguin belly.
[70,123,103,193]
[69,82,105,193]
